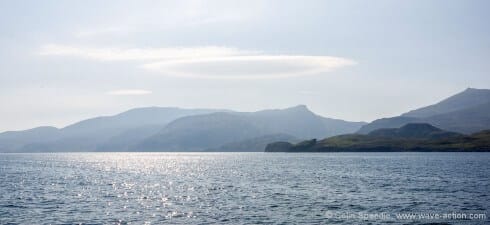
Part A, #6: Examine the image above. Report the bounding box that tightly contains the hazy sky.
[1,0,489,131]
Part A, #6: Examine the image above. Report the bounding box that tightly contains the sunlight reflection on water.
[0,152,489,224]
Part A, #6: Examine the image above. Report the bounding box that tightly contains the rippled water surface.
[1,153,489,224]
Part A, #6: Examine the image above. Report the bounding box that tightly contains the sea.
[0,152,489,224]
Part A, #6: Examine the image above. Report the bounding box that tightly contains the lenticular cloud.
[39,44,355,79]
[143,55,355,79]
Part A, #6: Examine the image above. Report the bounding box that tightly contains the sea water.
[1,152,488,224]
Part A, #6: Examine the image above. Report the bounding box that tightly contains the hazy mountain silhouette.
[0,105,365,152]
[402,88,490,118]
[133,105,366,151]
[358,88,490,134]
[424,101,490,134]
[0,126,60,152]
[95,125,165,151]
[133,112,266,151]
[0,107,223,152]
[3,87,489,153]
[8,86,489,152]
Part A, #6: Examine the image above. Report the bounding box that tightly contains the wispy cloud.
[39,44,254,61]
[39,44,356,79]
[106,89,152,96]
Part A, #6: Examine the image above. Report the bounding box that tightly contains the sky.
[1,0,490,132]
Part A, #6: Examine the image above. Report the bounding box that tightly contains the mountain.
[425,102,490,134]
[0,126,60,152]
[0,107,223,152]
[321,118,367,137]
[0,105,365,152]
[357,116,419,134]
[205,133,299,152]
[133,105,366,151]
[402,88,490,118]
[132,112,266,151]
[95,125,164,151]
[237,105,365,139]
[61,107,223,137]
[358,88,490,134]
[266,124,490,152]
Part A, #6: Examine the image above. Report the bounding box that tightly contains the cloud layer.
[39,44,252,61]
[39,44,355,79]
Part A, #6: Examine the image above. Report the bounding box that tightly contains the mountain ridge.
[358,88,490,134]
[133,105,366,151]
[0,107,225,152]
[2,88,489,152]
[402,88,490,118]
[0,105,365,152]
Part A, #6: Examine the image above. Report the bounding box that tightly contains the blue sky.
[1,0,489,131]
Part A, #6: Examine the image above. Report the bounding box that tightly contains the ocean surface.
[0,152,489,224]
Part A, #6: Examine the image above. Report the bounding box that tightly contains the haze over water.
[1,152,488,224]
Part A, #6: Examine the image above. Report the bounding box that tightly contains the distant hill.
[357,116,419,134]
[0,126,60,152]
[133,105,366,151]
[0,105,365,152]
[95,125,164,151]
[237,105,366,139]
[425,102,490,134]
[402,88,490,118]
[266,124,490,152]
[0,107,223,152]
[132,112,266,151]
[3,88,489,152]
[358,88,490,134]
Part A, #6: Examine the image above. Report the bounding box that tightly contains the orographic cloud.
[39,44,355,79]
